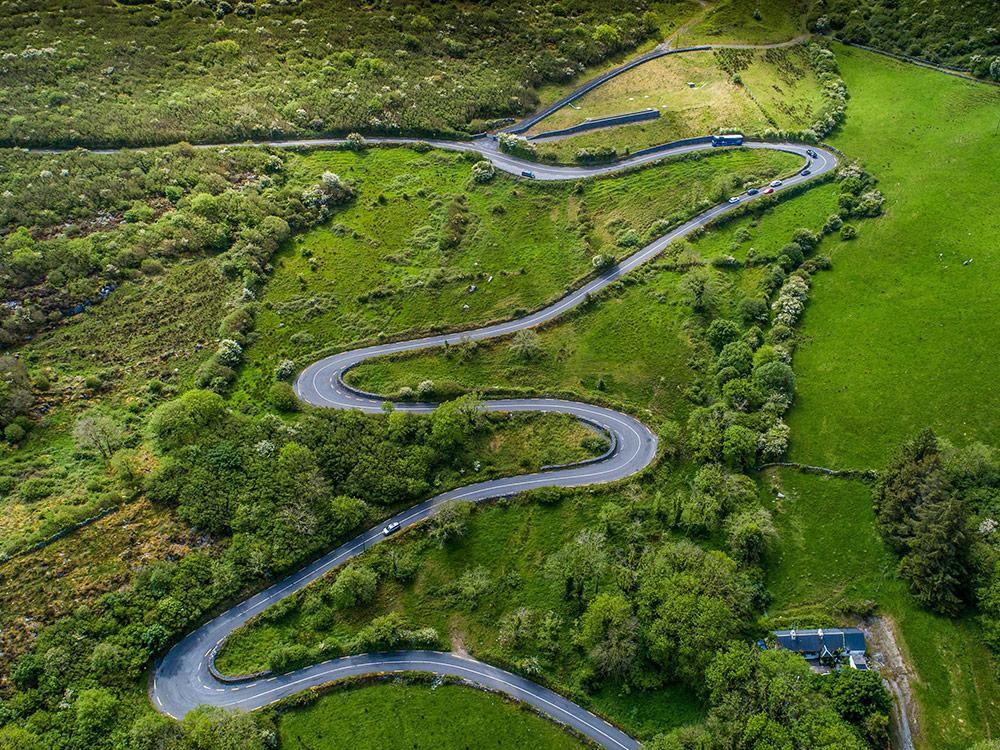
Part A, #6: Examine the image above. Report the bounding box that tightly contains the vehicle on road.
[382,521,401,535]
[806,148,817,158]
[770,180,783,187]
[520,170,535,179]
[763,187,775,194]
[728,196,740,204]
[801,169,811,176]
[746,187,759,195]
[712,134,744,147]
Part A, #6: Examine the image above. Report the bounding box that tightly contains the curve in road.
[151,135,836,748]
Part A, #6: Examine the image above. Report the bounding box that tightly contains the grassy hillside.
[529,47,825,156]
[787,44,1000,468]
[674,0,810,46]
[766,470,1000,750]
[0,0,679,147]
[276,680,590,750]
[217,480,706,740]
[343,171,843,418]
[235,145,798,405]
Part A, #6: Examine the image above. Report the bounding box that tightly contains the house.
[773,627,868,669]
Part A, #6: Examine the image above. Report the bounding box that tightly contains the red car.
[763,187,775,194]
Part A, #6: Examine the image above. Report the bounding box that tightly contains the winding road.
[149,47,839,749]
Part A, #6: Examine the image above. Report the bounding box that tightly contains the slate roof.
[773,627,866,656]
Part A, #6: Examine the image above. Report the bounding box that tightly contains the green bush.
[268,382,300,412]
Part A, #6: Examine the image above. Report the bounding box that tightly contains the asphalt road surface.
[150,134,835,748]
[146,39,839,743]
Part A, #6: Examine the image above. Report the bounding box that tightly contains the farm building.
[773,627,869,670]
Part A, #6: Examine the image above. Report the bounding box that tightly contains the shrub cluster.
[809,0,1000,81]
[876,430,1000,627]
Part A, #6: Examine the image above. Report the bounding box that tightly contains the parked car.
[382,521,401,535]
[521,170,535,179]
[728,196,740,204]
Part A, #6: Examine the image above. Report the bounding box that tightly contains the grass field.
[276,680,590,750]
[786,45,1000,468]
[674,0,810,46]
[766,470,1000,750]
[771,45,1000,748]
[530,47,825,157]
[234,145,799,406]
[343,174,844,418]
[216,483,705,739]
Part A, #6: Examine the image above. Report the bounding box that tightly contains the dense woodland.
[810,0,1000,77]
[875,430,1000,646]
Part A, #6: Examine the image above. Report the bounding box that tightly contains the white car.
[728,196,740,204]
[382,521,401,535]
[770,180,783,187]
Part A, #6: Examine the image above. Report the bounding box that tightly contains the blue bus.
[711,134,744,147]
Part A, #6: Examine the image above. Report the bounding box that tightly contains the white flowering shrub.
[275,359,296,380]
[471,160,496,183]
[216,338,244,367]
[772,275,810,327]
[758,420,791,461]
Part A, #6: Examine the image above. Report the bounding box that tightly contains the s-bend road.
[150,132,836,748]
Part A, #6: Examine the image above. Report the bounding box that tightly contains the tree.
[0,355,32,428]
[899,494,970,615]
[0,726,43,750]
[579,592,639,681]
[471,160,496,183]
[329,494,368,537]
[545,529,609,605]
[589,251,615,272]
[873,429,943,551]
[181,706,273,750]
[268,381,299,412]
[430,394,484,453]
[89,641,128,684]
[330,564,379,609]
[723,425,758,469]
[703,645,871,750]
[149,389,227,451]
[345,132,367,150]
[74,410,127,459]
[216,338,244,367]
[824,667,893,725]
[716,341,753,376]
[753,360,795,402]
[429,500,471,546]
[682,463,728,533]
[738,296,769,326]
[679,268,715,313]
[129,714,183,750]
[706,319,741,352]
[509,329,543,362]
[725,508,776,565]
[75,688,119,748]
[637,541,755,690]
